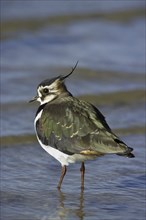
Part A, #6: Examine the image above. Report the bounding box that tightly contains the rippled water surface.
[1,1,146,220]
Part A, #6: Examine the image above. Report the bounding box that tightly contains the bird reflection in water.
[57,189,85,220]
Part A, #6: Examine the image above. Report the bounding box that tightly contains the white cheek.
[38,90,42,97]
[39,94,56,104]
[37,97,42,103]
[36,90,42,103]
[44,94,55,102]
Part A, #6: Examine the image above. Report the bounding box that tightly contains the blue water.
[1,135,145,220]
[1,18,145,73]
[1,1,145,220]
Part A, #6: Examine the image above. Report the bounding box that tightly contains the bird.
[29,62,135,190]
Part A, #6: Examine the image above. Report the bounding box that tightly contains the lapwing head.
[29,61,78,105]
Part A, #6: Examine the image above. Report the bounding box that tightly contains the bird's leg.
[80,162,85,190]
[57,165,67,189]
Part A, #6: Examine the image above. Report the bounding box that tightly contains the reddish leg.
[57,165,67,189]
[80,162,85,190]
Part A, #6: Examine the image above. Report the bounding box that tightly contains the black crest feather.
[61,61,79,81]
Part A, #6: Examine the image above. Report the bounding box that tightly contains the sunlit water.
[1,136,145,220]
[1,1,145,220]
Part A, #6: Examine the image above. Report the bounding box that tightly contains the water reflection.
[1,140,145,220]
[1,2,145,220]
[41,189,85,220]
[58,189,85,220]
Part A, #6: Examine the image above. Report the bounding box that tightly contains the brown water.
[1,1,146,220]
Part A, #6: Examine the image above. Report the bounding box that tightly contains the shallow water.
[1,135,145,220]
[1,1,146,220]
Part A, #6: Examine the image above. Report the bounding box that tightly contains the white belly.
[34,109,71,166]
[34,109,96,166]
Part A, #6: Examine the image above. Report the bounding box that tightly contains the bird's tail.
[116,147,135,158]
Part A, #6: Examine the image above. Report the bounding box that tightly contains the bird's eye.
[43,88,49,94]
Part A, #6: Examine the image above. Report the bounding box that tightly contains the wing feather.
[37,97,130,155]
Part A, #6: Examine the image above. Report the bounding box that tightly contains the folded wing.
[37,98,134,157]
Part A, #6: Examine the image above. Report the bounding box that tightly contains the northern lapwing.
[29,62,134,190]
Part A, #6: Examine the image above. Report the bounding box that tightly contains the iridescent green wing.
[39,99,96,151]
[39,98,129,155]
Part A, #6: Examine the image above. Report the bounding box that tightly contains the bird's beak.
[29,95,38,103]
